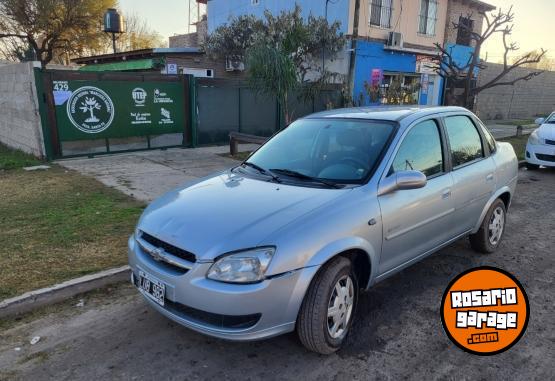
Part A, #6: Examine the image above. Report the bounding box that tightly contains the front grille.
[536,153,555,162]
[141,232,196,263]
[545,139,555,146]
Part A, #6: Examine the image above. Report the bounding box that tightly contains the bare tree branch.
[435,6,546,109]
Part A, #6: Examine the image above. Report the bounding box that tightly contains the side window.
[480,123,497,153]
[391,120,443,178]
[444,116,484,167]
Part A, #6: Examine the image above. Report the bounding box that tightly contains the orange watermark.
[441,266,529,355]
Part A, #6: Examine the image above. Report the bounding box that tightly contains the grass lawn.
[499,135,528,161]
[0,145,144,300]
[0,145,42,170]
[498,119,535,126]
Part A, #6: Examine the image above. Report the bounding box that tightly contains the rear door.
[378,118,455,275]
[442,115,496,234]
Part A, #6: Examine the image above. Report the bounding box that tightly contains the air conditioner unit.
[225,56,245,72]
[386,32,403,48]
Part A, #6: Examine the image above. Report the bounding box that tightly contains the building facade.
[203,0,494,105]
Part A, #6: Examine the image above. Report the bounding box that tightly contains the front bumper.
[526,142,555,167]
[127,236,319,341]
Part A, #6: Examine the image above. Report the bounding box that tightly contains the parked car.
[525,113,555,169]
[128,106,518,354]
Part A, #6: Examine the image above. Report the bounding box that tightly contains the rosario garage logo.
[67,86,115,134]
[441,267,529,355]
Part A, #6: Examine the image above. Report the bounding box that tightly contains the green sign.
[53,79,185,141]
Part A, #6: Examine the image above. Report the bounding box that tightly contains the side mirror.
[378,170,427,196]
[535,118,545,125]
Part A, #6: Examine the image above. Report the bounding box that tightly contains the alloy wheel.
[488,206,505,245]
[327,275,354,339]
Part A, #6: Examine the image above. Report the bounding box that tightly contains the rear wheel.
[526,162,540,170]
[469,199,506,253]
[297,256,357,354]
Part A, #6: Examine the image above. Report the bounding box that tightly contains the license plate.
[138,271,165,306]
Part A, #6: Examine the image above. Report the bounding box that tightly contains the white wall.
[0,61,46,158]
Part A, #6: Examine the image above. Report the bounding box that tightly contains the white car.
[526,113,555,169]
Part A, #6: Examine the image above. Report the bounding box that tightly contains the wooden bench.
[229,132,268,155]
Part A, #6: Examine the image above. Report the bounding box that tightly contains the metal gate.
[36,69,193,159]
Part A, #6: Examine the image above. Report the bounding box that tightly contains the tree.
[204,5,345,125]
[114,12,166,52]
[0,0,116,67]
[511,50,554,71]
[435,6,546,110]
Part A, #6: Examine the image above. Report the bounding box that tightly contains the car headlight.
[207,247,275,284]
[528,130,541,145]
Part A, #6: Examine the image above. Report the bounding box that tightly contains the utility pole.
[347,0,360,104]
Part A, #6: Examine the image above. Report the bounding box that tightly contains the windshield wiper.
[269,168,342,188]
[241,162,281,183]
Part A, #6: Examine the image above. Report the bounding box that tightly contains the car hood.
[138,170,351,261]
[538,124,555,141]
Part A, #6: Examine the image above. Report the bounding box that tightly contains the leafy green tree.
[0,0,116,67]
[205,5,345,125]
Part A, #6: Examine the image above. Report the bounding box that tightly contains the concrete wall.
[169,18,208,49]
[351,0,448,50]
[0,61,45,157]
[475,63,555,120]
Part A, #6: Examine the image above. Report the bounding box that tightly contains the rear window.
[444,116,484,168]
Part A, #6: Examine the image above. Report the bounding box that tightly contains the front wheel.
[469,198,507,253]
[297,256,357,355]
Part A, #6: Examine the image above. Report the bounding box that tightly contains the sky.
[117,0,553,61]
[118,0,191,38]
[480,0,554,61]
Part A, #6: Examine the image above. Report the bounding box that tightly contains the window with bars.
[369,0,393,28]
[418,0,438,36]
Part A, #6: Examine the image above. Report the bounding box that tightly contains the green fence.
[36,70,343,158]
[38,70,191,159]
[195,78,344,145]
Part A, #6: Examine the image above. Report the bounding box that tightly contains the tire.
[469,198,507,254]
[297,256,357,355]
[526,162,540,170]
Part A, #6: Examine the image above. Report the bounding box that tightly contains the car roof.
[306,106,469,122]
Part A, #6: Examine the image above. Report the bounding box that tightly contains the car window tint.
[391,120,443,177]
[480,124,496,153]
[444,116,484,167]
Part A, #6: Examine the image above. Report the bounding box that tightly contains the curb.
[518,160,526,168]
[0,265,130,319]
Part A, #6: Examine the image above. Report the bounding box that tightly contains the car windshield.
[244,118,395,184]
[545,113,555,123]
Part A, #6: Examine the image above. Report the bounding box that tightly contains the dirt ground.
[0,167,554,381]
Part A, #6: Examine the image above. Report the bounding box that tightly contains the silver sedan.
[128,106,518,354]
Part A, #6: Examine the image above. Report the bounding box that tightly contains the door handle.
[486,173,494,181]
[442,189,451,199]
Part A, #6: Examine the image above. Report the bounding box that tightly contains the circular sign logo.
[132,87,147,106]
[441,267,529,356]
[66,86,115,134]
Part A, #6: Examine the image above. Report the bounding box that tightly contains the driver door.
[377,119,455,276]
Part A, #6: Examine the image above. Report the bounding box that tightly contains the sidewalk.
[57,144,259,202]
[483,120,536,139]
